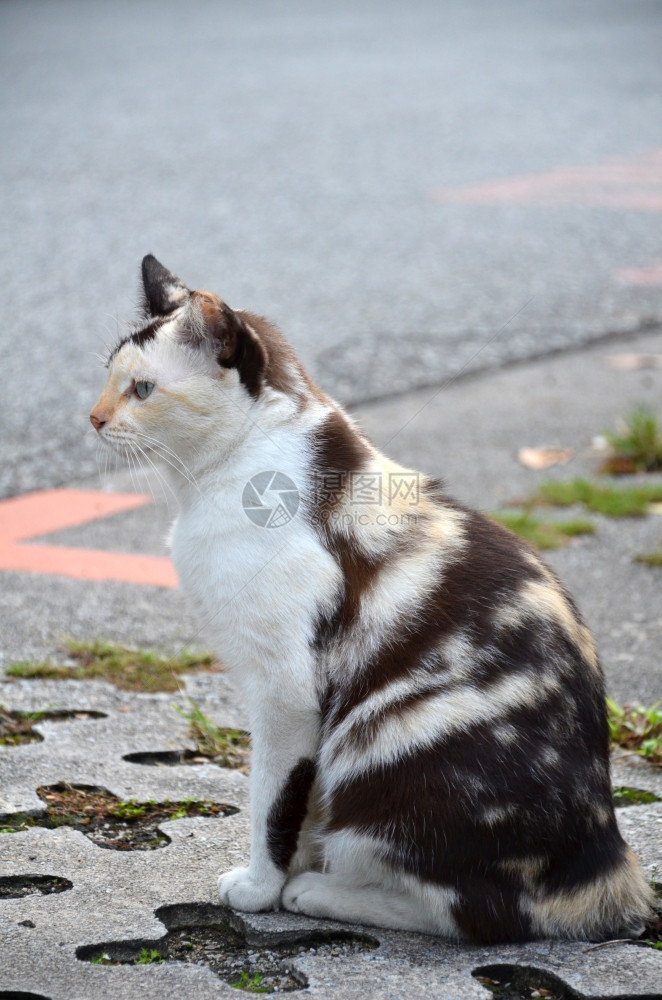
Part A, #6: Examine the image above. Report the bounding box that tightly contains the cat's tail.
[525,842,656,941]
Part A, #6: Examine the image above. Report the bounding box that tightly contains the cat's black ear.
[141,255,190,316]
[192,292,267,398]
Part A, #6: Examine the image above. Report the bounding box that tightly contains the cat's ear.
[190,291,267,397]
[141,254,190,316]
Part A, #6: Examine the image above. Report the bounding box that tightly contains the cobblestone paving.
[1,673,660,1000]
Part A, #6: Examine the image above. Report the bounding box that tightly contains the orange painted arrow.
[0,490,178,588]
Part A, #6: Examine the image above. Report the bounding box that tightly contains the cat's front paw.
[218,867,282,912]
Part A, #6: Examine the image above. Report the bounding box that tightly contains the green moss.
[490,510,595,550]
[230,971,270,993]
[532,478,662,517]
[0,785,238,847]
[5,639,218,693]
[134,948,164,965]
[612,786,661,807]
[0,815,34,834]
[5,662,65,681]
[635,549,662,567]
[110,800,150,820]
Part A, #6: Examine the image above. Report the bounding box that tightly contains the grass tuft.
[601,407,662,474]
[490,510,595,550]
[174,699,250,770]
[635,547,662,567]
[607,698,662,766]
[5,639,219,693]
[531,478,662,517]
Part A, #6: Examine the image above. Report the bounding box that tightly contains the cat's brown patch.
[193,290,222,323]
[240,310,318,402]
[310,409,373,516]
[266,758,317,872]
[309,410,384,651]
[314,537,387,653]
[452,876,532,943]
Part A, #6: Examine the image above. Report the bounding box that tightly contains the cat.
[90,255,654,943]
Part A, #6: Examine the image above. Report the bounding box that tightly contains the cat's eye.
[135,380,154,400]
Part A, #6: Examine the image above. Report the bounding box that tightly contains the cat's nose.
[90,411,106,432]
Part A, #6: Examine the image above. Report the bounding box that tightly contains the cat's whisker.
[138,427,204,465]
[143,446,196,490]
[135,433,206,500]
[149,451,210,507]
[129,442,158,505]
[94,437,113,487]
[130,432,205,508]
[94,441,103,482]
[137,439,198,486]
[124,446,136,494]
[134,442,175,509]
[126,444,143,497]
[120,443,132,488]
[135,430,200,470]
[101,445,109,485]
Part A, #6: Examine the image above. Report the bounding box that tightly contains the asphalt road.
[1,0,661,497]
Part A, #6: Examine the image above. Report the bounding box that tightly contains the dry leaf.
[517,447,574,470]
[647,502,662,515]
[604,354,662,371]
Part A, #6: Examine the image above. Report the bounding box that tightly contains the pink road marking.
[431,149,662,211]
[614,259,662,286]
[0,489,177,588]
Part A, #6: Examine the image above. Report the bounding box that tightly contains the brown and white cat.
[90,255,654,943]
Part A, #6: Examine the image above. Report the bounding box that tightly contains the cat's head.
[90,256,307,464]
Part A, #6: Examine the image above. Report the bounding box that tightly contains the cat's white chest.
[169,495,340,683]
[170,499,267,629]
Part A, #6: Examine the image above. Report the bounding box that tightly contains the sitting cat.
[90,255,654,943]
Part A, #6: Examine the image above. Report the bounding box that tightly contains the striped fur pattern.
[90,256,654,943]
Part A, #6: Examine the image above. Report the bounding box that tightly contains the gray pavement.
[2,0,662,496]
[1,328,662,998]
